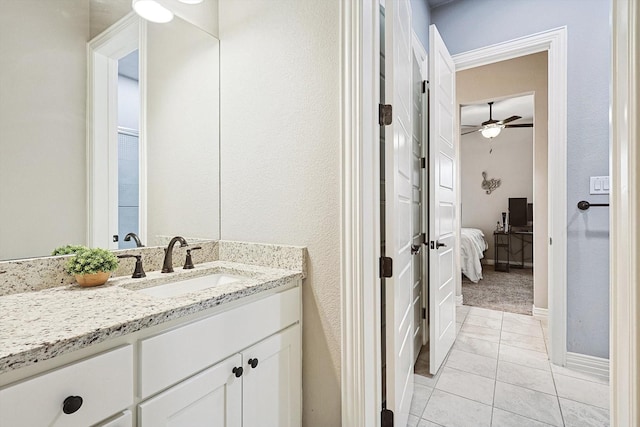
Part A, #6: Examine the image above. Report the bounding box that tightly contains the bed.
[460,228,489,283]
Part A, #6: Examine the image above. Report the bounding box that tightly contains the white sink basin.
[137,274,243,298]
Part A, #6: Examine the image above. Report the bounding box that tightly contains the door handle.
[430,241,447,249]
[411,244,421,255]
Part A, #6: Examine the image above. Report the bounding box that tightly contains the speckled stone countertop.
[0,260,302,375]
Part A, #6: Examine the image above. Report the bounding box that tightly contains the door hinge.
[422,80,428,93]
[112,235,119,242]
[381,409,394,427]
[550,237,553,245]
[379,256,393,278]
[379,104,393,126]
[422,307,426,319]
[420,157,426,169]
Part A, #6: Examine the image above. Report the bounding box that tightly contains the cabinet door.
[96,410,132,427]
[242,324,301,427]
[138,354,242,427]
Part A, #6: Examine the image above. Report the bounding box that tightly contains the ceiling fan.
[461,101,533,138]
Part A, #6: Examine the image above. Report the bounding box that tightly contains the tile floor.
[409,305,610,427]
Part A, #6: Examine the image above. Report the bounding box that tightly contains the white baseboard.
[565,352,610,382]
[455,294,463,306]
[532,305,548,320]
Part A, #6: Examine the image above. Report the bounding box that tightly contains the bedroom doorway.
[459,94,537,316]
[456,52,549,320]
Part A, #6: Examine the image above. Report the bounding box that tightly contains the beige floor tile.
[499,344,550,371]
[559,397,610,427]
[460,323,501,343]
[422,389,492,427]
[464,314,502,330]
[500,330,547,353]
[435,367,495,405]
[410,383,434,417]
[501,319,544,338]
[493,382,563,426]
[491,408,554,427]
[503,311,540,326]
[553,373,610,409]
[468,306,504,320]
[446,348,497,379]
[497,360,556,395]
[453,334,499,359]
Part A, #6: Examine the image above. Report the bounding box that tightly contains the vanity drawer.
[140,286,300,398]
[0,345,133,427]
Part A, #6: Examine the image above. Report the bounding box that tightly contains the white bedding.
[460,228,488,283]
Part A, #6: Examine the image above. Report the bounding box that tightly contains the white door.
[384,0,414,425]
[428,24,457,374]
[243,325,301,427]
[138,355,242,427]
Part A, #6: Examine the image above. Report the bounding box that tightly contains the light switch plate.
[590,176,610,194]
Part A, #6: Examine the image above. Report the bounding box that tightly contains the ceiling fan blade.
[500,115,522,124]
[505,123,534,128]
[461,127,480,135]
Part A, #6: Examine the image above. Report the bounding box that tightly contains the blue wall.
[411,0,431,50]
[431,0,611,359]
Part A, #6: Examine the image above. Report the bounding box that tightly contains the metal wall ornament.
[481,171,501,194]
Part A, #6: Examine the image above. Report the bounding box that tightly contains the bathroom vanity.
[0,241,305,427]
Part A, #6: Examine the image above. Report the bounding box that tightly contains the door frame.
[452,27,567,365]
[87,13,147,249]
[340,1,638,426]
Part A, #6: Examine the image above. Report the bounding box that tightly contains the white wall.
[461,128,533,261]
[146,17,220,244]
[218,1,341,425]
[0,0,89,259]
[433,0,611,359]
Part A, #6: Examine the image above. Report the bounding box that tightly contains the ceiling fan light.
[132,0,174,23]
[481,124,503,139]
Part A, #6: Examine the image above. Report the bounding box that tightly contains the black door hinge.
[422,307,426,319]
[422,80,428,93]
[420,157,426,169]
[112,235,119,242]
[381,409,394,427]
[379,256,393,278]
[379,104,393,126]
[421,233,427,245]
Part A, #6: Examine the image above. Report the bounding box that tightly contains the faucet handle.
[117,254,146,278]
[183,246,202,270]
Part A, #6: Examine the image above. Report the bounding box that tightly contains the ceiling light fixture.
[480,123,504,139]
[178,0,204,4]
[132,0,174,23]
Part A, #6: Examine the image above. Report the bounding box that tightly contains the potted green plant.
[65,247,119,287]
[51,244,87,256]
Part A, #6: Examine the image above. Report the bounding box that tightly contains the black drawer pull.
[62,396,83,414]
[248,358,259,369]
[232,366,244,378]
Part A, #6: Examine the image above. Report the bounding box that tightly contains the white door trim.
[339,0,381,426]
[611,0,639,425]
[452,27,568,365]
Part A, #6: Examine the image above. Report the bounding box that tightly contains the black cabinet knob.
[232,366,243,378]
[248,358,259,368]
[62,396,83,414]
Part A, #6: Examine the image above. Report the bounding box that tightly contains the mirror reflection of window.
[117,50,140,249]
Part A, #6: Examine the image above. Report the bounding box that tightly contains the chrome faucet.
[124,232,145,247]
[161,236,188,273]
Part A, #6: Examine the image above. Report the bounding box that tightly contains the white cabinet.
[138,325,301,427]
[243,325,301,427]
[0,345,133,427]
[97,410,133,427]
[138,355,242,427]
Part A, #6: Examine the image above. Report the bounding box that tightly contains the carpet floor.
[462,267,533,315]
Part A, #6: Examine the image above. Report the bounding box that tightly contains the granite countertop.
[0,261,302,375]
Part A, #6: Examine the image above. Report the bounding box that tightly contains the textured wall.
[218,1,341,425]
[432,0,611,358]
[457,52,548,309]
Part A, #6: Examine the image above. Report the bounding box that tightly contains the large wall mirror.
[0,0,220,260]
